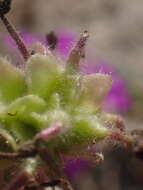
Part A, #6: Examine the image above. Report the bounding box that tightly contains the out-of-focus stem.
[4,171,30,190]
[109,130,134,148]
[0,152,19,159]
[58,178,74,190]
[121,134,134,146]
[0,15,30,61]
[38,147,74,190]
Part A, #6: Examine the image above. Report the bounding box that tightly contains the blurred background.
[0,0,143,189]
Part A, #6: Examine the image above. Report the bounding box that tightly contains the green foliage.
[26,54,63,100]
[0,53,112,154]
[0,58,26,103]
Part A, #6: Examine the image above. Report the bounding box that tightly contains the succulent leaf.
[46,114,108,153]
[0,58,26,103]
[26,54,63,100]
[80,73,112,105]
[10,121,37,140]
[0,128,17,168]
[57,72,81,109]
[6,94,47,114]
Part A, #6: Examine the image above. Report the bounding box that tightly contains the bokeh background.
[0,0,143,189]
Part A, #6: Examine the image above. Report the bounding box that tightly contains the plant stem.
[0,152,19,159]
[58,178,74,190]
[67,30,89,72]
[4,171,30,190]
[0,15,30,61]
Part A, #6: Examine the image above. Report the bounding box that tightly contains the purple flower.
[4,32,46,48]
[55,30,77,57]
[4,30,76,57]
[64,158,90,180]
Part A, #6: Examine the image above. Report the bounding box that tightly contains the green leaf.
[0,58,26,103]
[17,112,48,130]
[0,128,17,151]
[1,95,47,130]
[72,115,108,143]
[0,128,17,169]
[26,54,63,100]
[57,72,81,109]
[10,121,37,141]
[46,114,108,153]
[6,94,47,114]
[80,73,112,106]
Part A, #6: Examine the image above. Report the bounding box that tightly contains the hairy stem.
[58,178,74,190]
[0,15,30,60]
[4,171,30,190]
[0,152,20,159]
[67,30,89,72]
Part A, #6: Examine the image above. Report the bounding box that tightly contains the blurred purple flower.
[56,30,77,56]
[4,30,76,57]
[4,32,45,48]
[64,158,89,180]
